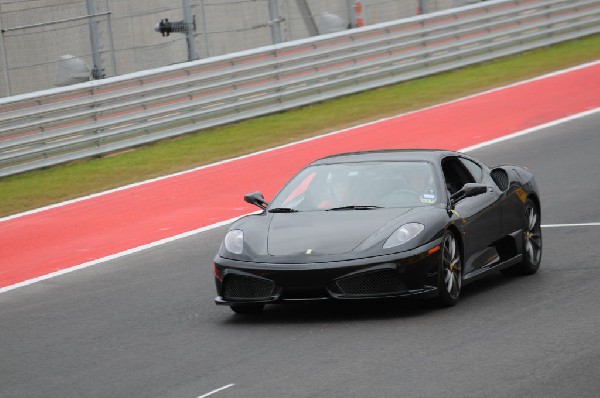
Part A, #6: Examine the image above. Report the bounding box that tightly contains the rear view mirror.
[244,191,269,210]
[451,183,487,204]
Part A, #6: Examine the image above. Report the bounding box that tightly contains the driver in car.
[317,170,353,209]
[405,168,437,204]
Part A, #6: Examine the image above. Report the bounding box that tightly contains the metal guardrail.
[0,0,598,177]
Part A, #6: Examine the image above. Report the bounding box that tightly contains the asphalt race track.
[1,112,600,398]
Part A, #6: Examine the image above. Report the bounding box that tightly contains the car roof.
[311,149,457,165]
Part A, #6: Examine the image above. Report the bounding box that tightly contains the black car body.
[213,149,542,313]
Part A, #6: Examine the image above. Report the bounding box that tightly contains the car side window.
[459,158,483,182]
[441,157,476,195]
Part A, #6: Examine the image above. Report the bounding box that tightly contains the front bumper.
[214,239,443,306]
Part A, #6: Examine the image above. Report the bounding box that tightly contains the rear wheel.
[437,231,462,307]
[502,199,542,275]
[230,303,265,315]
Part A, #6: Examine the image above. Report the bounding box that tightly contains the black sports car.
[213,149,542,314]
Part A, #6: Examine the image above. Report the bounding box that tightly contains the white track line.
[542,223,600,228]
[2,60,598,223]
[460,107,600,153]
[0,216,242,294]
[1,62,599,294]
[2,106,597,295]
[197,384,235,398]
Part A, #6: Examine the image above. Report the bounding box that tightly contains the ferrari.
[213,149,542,314]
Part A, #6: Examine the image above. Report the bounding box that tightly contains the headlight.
[383,223,424,248]
[224,230,244,254]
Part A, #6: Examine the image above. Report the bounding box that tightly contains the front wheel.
[436,231,462,307]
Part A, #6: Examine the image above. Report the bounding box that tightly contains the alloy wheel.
[524,204,542,266]
[443,233,462,300]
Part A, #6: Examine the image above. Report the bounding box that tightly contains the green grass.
[1,34,599,217]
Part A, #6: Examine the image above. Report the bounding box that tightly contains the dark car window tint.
[270,161,440,211]
[442,157,475,194]
[459,158,483,182]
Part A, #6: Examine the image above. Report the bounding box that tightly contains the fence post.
[348,0,366,28]
[182,0,198,61]
[296,0,319,36]
[85,0,105,79]
[268,0,284,44]
[0,5,11,96]
[198,0,210,58]
[103,0,117,75]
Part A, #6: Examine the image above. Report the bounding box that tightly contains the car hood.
[267,208,412,256]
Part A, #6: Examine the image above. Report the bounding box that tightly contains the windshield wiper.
[326,205,382,211]
[268,207,299,213]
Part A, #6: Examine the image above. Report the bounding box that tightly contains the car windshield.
[269,161,440,212]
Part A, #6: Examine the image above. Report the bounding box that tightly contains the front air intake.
[491,168,509,191]
[333,269,406,296]
[222,274,275,301]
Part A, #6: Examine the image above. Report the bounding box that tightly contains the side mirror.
[244,191,269,210]
[451,183,487,204]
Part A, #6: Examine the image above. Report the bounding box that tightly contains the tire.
[502,198,542,276]
[230,303,265,315]
[436,231,462,307]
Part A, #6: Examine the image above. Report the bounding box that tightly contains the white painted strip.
[2,60,598,223]
[2,63,599,294]
[460,107,600,153]
[542,223,600,228]
[197,384,235,398]
[0,215,245,295]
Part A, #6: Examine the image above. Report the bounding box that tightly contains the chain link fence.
[0,0,480,97]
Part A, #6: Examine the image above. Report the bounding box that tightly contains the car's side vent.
[491,168,509,191]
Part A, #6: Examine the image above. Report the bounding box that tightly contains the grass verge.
[1,34,599,218]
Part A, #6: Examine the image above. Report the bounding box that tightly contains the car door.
[442,156,503,276]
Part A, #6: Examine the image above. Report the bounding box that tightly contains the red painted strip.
[1,63,599,288]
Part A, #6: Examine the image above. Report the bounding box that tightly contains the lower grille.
[222,274,275,301]
[334,269,406,296]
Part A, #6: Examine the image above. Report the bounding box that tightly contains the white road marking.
[0,216,244,294]
[542,223,600,228]
[1,62,599,294]
[197,384,235,398]
[460,107,600,153]
[1,60,598,224]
